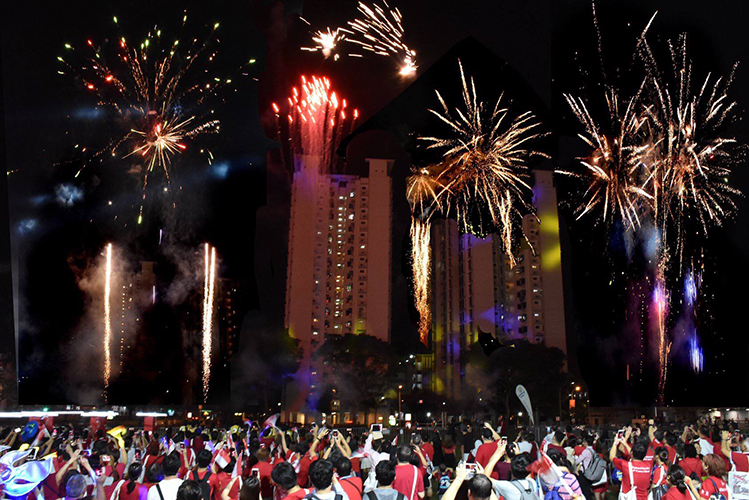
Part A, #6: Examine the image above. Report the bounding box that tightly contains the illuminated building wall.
[428,169,568,399]
[285,156,393,410]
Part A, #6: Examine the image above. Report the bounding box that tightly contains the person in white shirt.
[148,453,184,500]
[363,432,390,468]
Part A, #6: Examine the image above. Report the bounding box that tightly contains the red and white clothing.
[663,487,692,500]
[338,476,363,500]
[475,441,500,479]
[612,458,652,500]
[730,451,749,473]
[678,458,705,479]
[393,464,425,500]
[251,461,274,499]
[651,465,667,488]
[280,488,310,500]
[208,472,239,500]
[699,476,728,500]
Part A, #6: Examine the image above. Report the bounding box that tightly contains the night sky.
[0,0,747,406]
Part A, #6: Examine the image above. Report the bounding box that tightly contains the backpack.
[367,492,406,500]
[510,480,542,500]
[306,494,343,500]
[707,478,728,500]
[438,475,451,497]
[581,453,606,484]
[192,470,212,500]
[543,485,563,500]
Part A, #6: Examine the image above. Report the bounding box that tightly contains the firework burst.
[563,7,743,402]
[406,61,546,344]
[347,1,417,76]
[271,75,358,173]
[301,27,352,61]
[58,16,227,223]
[420,61,547,263]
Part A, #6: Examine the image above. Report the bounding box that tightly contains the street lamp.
[397,385,403,423]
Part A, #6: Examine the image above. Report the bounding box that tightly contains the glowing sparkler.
[347,1,417,76]
[201,243,217,403]
[419,61,547,264]
[271,76,358,172]
[688,335,704,374]
[103,243,113,401]
[652,271,670,403]
[58,18,225,222]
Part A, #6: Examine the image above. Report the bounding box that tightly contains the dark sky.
[1,0,747,406]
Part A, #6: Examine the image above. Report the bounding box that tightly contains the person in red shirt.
[251,448,275,500]
[420,436,435,464]
[678,444,706,479]
[114,463,149,500]
[474,424,501,480]
[699,454,729,500]
[719,430,749,473]
[271,462,310,500]
[209,458,240,500]
[609,433,652,500]
[662,465,701,500]
[546,431,566,456]
[392,446,425,500]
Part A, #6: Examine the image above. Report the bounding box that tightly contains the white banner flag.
[516,385,535,425]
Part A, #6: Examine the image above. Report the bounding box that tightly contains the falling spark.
[58,18,224,222]
[419,61,547,265]
[202,243,217,403]
[103,243,113,401]
[407,61,546,344]
[562,7,743,402]
[410,217,431,344]
[346,1,417,76]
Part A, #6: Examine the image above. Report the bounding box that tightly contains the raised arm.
[442,462,469,500]
[221,477,240,500]
[720,430,732,461]
[485,442,508,476]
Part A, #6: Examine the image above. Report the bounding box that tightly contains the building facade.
[284,156,393,415]
[428,169,567,400]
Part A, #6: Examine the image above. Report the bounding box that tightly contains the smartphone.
[616,429,625,439]
[332,430,339,439]
[252,469,260,478]
[501,436,508,445]
[465,463,477,478]
[14,427,21,433]
[84,449,93,457]
[370,424,382,432]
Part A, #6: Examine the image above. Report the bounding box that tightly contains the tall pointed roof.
[337,36,553,167]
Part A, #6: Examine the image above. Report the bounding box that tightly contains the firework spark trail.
[301,27,353,61]
[58,18,225,223]
[410,217,431,344]
[562,8,743,402]
[653,268,670,404]
[346,1,417,75]
[406,62,546,343]
[202,243,217,403]
[103,243,113,401]
[419,61,547,265]
[272,75,358,173]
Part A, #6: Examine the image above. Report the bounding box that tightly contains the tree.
[313,333,403,414]
[464,340,567,421]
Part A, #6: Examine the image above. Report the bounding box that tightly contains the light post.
[559,381,575,422]
[398,385,403,423]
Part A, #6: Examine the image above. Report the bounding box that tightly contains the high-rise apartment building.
[428,169,567,399]
[285,156,393,414]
